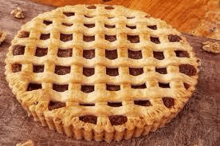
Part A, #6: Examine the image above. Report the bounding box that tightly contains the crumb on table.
[16,140,35,146]
[202,41,220,53]
[11,7,24,19]
[0,30,7,45]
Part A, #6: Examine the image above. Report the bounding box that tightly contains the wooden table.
[0,0,219,146]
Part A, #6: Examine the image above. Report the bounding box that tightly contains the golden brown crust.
[5,4,199,142]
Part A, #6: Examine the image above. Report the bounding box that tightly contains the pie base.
[19,97,187,142]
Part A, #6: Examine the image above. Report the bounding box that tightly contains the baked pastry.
[5,4,199,142]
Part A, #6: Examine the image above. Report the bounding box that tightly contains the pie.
[5,4,199,142]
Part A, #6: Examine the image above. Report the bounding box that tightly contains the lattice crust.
[5,5,199,141]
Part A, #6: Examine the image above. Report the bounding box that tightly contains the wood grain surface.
[0,0,219,146]
[192,3,220,39]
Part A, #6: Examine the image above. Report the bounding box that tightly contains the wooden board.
[192,7,220,39]
[0,0,219,146]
